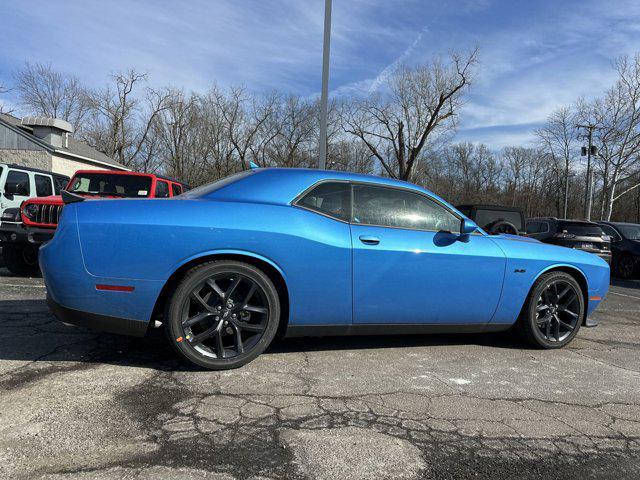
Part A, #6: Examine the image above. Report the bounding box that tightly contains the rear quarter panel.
[75,199,352,326]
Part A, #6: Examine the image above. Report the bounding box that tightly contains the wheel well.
[543,266,589,322]
[151,254,290,336]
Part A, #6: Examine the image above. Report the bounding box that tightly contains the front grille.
[33,204,63,225]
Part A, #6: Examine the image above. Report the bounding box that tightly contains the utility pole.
[576,124,598,221]
[318,0,332,170]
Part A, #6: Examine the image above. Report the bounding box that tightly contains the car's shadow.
[0,299,525,372]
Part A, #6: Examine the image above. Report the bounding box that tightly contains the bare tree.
[15,62,90,131]
[342,48,478,181]
[0,82,14,114]
[536,106,579,218]
[84,69,170,168]
[586,55,640,220]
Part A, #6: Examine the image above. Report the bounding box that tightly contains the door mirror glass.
[461,218,479,234]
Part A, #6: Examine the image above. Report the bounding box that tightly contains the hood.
[490,233,541,244]
[23,195,63,206]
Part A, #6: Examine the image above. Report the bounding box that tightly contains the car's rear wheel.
[515,271,584,348]
[2,245,40,276]
[614,253,636,279]
[165,261,280,370]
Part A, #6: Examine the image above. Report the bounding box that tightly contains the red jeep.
[0,170,188,275]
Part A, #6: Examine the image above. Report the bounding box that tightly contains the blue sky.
[1,0,639,148]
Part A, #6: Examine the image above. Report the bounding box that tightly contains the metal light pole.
[318,0,332,170]
[576,124,597,221]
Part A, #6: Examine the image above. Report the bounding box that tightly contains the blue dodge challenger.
[40,168,610,369]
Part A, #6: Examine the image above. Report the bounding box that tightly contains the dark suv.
[597,221,640,279]
[526,218,611,263]
[456,204,525,235]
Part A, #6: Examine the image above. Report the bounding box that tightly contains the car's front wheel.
[516,271,584,348]
[165,260,280,370]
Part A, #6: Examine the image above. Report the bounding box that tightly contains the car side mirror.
[461,218,479,235]
[4,182,26,196]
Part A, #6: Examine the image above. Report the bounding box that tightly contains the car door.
[351,183,506,325]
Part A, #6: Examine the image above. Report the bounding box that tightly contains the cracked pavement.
[0,269,639,479]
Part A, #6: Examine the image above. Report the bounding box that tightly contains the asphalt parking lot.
[0,269,639,480]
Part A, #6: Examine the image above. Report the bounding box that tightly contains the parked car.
[0,164,69,274]
[0,169,189,275]
[525,218,611,264]
[597,221,640,279]
[455,204,525,235]
[0,163,69,224]
[40,168,610,370]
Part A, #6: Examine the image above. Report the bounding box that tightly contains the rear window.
[181,170,253,199]
[617,224,640,240]
[558,222,604,236]
[171,183,183,196]
[475,209,523,231]
[68,173,152,198]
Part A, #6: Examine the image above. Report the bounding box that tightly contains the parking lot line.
[609,291,640,300]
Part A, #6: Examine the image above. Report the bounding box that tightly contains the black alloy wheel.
[615,254,636,280]
[166,261,280,370]
[516,271,584,348]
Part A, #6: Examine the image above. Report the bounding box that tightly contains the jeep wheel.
[165,260,280,370]
[2,245,40,276]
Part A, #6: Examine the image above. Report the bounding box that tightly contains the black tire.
[165,260,281,370]
[515,271,584,349]
[2,245,40,276]
[614,253,636,280]
[487,220,519,235]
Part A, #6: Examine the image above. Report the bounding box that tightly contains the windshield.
[475,209,523,230]
[558,222,603,236]
[617,224,640,240]
[180,170,253,198]
[67,173,152,198]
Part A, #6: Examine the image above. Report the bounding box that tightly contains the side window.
[5,170,31,196]
[352,185,460,233]
[600,224,621,241]
[526,221,540,234]
[296,182,351,221]
[171,183,183,196]
[35,174,54,197]
[155,180,170,198]
[52,176,68,194]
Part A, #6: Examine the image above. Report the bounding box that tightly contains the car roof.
[205,167,458,210]
[71,169,189,187]
[598,221,639,227]
[456,204,524,212]
[1,163,70,179]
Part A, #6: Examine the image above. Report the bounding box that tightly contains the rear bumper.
[0,222,55,245]
[47,295,149,337]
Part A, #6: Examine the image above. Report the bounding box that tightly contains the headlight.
[22,204,39,221]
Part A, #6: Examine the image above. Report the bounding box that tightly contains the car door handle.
[359,235,380,245]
